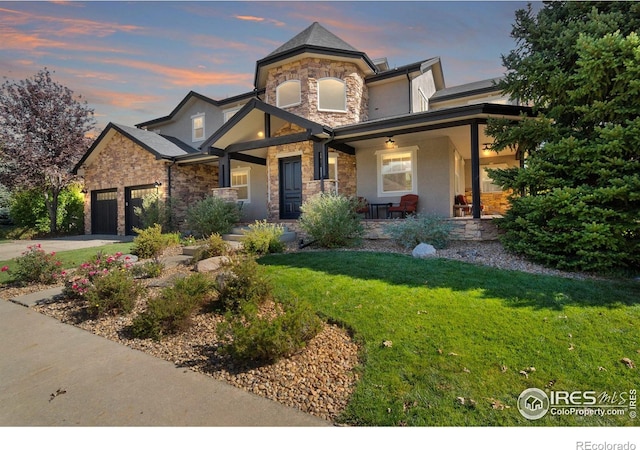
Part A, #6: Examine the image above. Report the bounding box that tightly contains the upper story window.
[276,80,301,108]
[191,113,205,142]
[223,106,241,123]
[317,77,346,112]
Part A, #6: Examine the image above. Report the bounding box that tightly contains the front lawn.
[260,251,640,426]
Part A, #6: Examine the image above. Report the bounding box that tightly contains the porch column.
[470,120,481,219]
[313,141,329,181]
[218,153,231,188]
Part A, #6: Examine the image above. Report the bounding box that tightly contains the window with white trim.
[223,106,241,123]
[376,147,417,196]
[327,153,338,180]
[481,164,507,193]
[231,167,250,202]
[192,114,205,142]
[317,77,346,112]
[276,80,301,108]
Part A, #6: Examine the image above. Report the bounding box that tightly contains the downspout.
[406,69,412,114]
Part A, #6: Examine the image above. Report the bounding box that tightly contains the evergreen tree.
[487,2,640,273]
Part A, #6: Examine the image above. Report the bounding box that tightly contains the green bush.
[299,193,364,248]
[214,256,271,312]
[186,196,241,238]
[9,186,84,235]
[219,296,323,363]
[133,192,172,231]
[130,273,215,340]
[241,220,285,255]
[190,233,229,263]
[383,213,452,249]
[131,260,164,279]
[84,269,144,317]
[131,224,180,259]
[13,244,63,284]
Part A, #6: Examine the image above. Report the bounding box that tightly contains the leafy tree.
[0,68,95,234]
[487,2,640,273]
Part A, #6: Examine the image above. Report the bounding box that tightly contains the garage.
[91,189,118,235]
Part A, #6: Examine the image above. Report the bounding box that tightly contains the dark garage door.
[91,189,118,235]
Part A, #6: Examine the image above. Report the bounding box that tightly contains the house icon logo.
[518,388,550,420]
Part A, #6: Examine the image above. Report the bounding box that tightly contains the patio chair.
[453,194,472,216]
[355,197,370,218]
[387,194,419,218]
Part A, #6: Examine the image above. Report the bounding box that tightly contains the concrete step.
[221,230,297,243]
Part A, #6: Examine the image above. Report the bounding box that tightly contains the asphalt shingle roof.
[112,123,198,158]
[266,22,360,57]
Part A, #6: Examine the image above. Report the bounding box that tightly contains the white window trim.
[376,146,418,197]
[276,80,301,108]
[191,113,205,142]
[317,77,347,113]
[223,106,242,123]
[327,152,338,181]
[231,167,251,203]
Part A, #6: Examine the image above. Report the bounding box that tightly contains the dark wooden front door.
[125,185,156,235]
[279,156,302,219]
[91,189,118,235]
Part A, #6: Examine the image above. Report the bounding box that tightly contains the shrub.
[133,192,172,231]
[63,251,130,299]
[131,224,180,260]
[190,233,229,263]
[299,193,364,248]
[214,256,271,312]
[84,269,144,317]
[12,244,63,284]
[384,213,452,249]
[241,220,285,255]
[131,260,164,279]
[219,296,323,363]
[130,273,215,340]
[9,186,84,235]
[186,196,241,238]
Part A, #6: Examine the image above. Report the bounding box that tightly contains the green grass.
[259,251,640,426]
[0,242,134,284]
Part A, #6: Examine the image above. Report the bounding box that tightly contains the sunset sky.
[0,1,539,131]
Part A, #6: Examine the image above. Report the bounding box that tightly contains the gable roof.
[73,123,199,174]
[199,97,330,152]
[254,22,378,89]
[135,89,263,129]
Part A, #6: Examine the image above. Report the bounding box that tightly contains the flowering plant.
[12,244,63,285]
[63,251,132,300]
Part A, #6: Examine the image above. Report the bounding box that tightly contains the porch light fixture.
[154,181,162,188]
[257,131,264,138]
[385,137,395,148]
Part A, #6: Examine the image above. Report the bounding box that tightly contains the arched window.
[276,80,301,108]
[317,78,346,112]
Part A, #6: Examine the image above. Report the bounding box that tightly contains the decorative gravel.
[1,238,602,423]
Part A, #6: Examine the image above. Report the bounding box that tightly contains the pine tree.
[487,2,640,273]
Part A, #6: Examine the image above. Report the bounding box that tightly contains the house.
[74,22,531,236]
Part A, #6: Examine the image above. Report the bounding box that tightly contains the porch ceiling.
[343,123,516,160]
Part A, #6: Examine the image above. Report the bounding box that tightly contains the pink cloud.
[234,15,285,27]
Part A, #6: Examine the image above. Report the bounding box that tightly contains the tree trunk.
[44,189,60,235]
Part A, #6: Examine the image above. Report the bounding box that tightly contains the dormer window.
[318,77,346,112]
[276,80,301,108]
[192,113,205,142]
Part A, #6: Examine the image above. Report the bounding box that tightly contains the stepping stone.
[9,286,65,308]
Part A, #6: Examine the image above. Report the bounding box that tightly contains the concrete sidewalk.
[0,234,134,261]
[0,299,330,426]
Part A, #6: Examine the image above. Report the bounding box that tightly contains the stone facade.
[82,132,167,235]
[81,131,218,235]
[463,189,512,215]
[360,218,501,241]
[265,58,368,127]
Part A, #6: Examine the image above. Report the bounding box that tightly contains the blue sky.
[0,1,539,131]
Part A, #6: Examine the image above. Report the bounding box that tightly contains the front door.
[279,156,302,219]
[125,185,156,235]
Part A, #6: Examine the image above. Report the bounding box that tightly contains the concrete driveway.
[0,234,133,260]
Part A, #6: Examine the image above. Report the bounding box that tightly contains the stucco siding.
[368,78,410,120]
